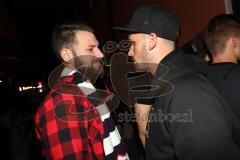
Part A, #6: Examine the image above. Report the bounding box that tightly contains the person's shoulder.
[35,86,84,122]
[48,78,85,99]
[230,65,240,76]
[35,90,57,115]
[37,83,81,109]
[172,72,217,102]
[223,65,240,85]
[175,72,209,90]
[169,73,224,113]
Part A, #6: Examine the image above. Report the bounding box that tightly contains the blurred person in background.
[205,13,240,148]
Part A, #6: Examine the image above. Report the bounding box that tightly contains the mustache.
[93,58,104,64]
[72,59,102,68]
[72,56,104,64]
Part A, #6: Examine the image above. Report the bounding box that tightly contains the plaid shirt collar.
[59,67,90,86]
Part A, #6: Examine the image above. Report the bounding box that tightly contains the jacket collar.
[154,48,207,81]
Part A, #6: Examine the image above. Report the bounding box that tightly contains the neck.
[149,47,175,75]
[212,53,238,64]
[64,62,75,70]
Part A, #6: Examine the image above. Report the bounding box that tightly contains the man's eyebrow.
[87,44,98,48]
[129,40,136,45]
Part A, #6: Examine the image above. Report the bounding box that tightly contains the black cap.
[113,5,180,41]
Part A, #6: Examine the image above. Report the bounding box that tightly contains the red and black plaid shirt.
[35,74,105,160]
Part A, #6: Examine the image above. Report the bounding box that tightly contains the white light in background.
[37,81,43,93]
[18,81,44,93]
[18,86,36,92]
[37,82,43,89]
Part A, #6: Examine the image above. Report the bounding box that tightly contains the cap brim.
[112,27,140,33]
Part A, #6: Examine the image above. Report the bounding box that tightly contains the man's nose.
[128,45,134,57]
[95,48,104,58]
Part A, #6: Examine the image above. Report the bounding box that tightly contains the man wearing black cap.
[114,5,240,160]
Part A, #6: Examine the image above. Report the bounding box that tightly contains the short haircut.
[51,22,94,60]
[204,14,240,56]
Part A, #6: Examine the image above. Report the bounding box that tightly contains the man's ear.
[230,36,240,56]
[231,36,240,48]
[60,48,73,63]
[148,33,157,51]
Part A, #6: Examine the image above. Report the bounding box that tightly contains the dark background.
[0,0,234,79]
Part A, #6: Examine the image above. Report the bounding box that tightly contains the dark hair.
[51,22,94,60]
[204,14,240,56]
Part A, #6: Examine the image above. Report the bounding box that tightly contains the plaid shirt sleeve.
[35,84,105,160]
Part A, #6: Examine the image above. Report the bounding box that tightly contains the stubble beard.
[135,44,149,72]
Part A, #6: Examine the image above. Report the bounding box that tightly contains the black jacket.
[145,49,240,160]
[207,62,240,148]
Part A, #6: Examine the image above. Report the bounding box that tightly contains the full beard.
[72,55,104,83]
